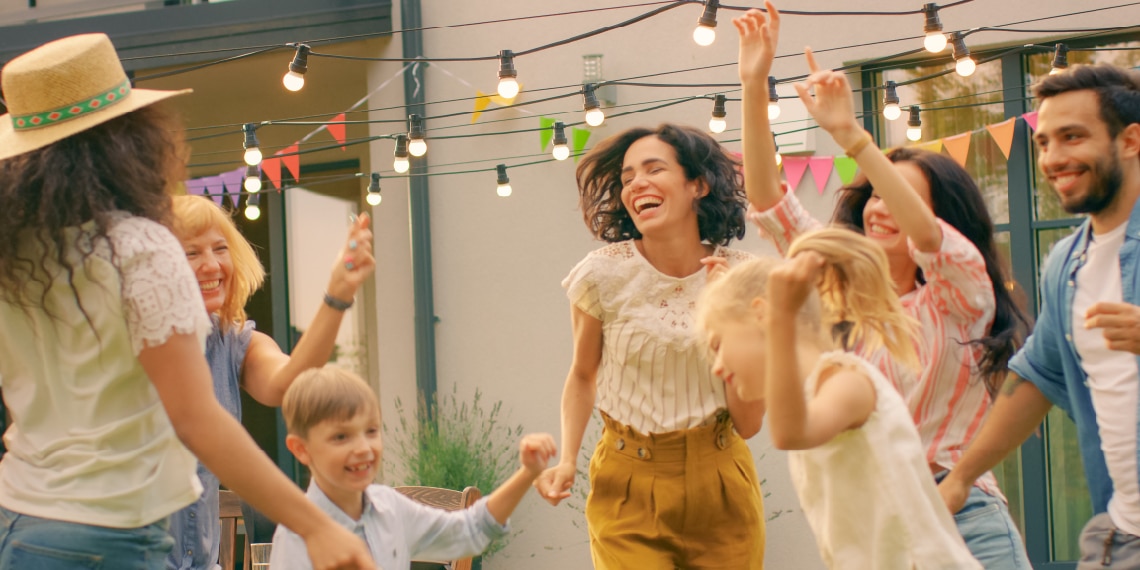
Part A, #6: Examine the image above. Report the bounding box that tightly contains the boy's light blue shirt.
[269,481,508,570]
[1008,195,1140,515]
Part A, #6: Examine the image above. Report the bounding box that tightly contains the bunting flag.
[219,167,245,197]
[942,132,972,168]
[185,178,208,198]
[985,117,1017,159]
[471,89,521,123]
[327,113,347,150]
[916,139,944,154]
[571,128,591,161]
[202,175,225,206]
[782,157,810,194]
[262,157,283,190]
[833,156,859,185]
[1022,111,1039,132]
[539,117,557,151]
[808,157,834,195]
[279,144,300,182]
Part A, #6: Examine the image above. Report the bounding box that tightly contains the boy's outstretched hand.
[520,433,557,476]
[734,2,781,86]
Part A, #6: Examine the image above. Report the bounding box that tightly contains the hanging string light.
[907,106,923,141]
[366,172,382,206]
[242,123,262,166]
[243,165,262,193]
[1050,43,1070,75]
[773,132,782,167]
[882,81,901,121]
[583,84,605,127]
[693,0,719,47]
[283,44,310,92]
[393,134,410,173]
[951,32,976,77]
[767,76,781,120]
[496,164,512,197]
[708,94,727,134]
[922,4,947,53]
[244,191,261,221]
[497,49,520,99]
[551,121,570,160]
[407,114,427,157]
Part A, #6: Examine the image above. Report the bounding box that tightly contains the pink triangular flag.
[219,167,245,196]
[942,132,972,168]
[278,144,300,182]
[782,157,810,194]
[202,175,225,206]
[328,113,346,150]
[184,178,208,197]
[807,157,834,195]
[1022,111,1038,132]
[985,117,1017,160]
[262,157,282,190]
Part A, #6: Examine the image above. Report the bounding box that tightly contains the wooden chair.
[394,486,483,570]
[219,490,251,570]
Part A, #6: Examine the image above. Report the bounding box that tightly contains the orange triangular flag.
[985,118,1017,160]
[472,91,492,123]
[916,139,944,154]
[279,144,300,182]
[328,113,346,150]
[942,133,971,168]
[262,157,282,190]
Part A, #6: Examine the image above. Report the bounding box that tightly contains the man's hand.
[1086,302,1140,354]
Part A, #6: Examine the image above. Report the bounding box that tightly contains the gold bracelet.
[843,131,874,158]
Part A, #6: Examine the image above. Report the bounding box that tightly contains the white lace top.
[563,240,753,434]
[0,214,208,528]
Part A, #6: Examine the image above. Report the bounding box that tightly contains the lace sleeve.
[112,218,211,355]
[562,252,606,321]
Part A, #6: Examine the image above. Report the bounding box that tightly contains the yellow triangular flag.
[942,132,972,168]
[916,139,944,154]
[985,118,1017,160]
[472,90,492,124]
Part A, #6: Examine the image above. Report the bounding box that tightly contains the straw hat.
[0,33,190,162]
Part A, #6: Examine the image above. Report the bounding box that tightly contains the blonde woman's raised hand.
[767,252,826,315]
[734,2,781,86]
[327,213,376,302]
[793,48,865,149]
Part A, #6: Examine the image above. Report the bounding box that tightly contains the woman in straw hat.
[0,33,374,570]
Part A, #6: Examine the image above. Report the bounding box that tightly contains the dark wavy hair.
[831,147,1032,395]
[0,103,186,322]
[575,123,747,245]
[1034,63,1140,140]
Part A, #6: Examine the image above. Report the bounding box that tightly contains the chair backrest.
[394,486,483,570]
[219,490,251,570]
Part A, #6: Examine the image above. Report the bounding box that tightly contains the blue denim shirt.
[1008,198,1140,514]
[166,317,253,570]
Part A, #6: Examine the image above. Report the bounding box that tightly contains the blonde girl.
[698,228,981,569]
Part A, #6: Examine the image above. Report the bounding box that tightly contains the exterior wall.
[366,0,1133,568]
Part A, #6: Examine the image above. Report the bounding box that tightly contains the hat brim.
[0,87,191,163]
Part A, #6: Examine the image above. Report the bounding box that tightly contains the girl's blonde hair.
[171,195,265,329]
[699,227,919,368]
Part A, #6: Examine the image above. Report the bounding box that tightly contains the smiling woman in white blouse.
[533,123,767,569]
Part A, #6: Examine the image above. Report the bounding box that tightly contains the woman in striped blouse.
[533,123,767,569]
[736,6,1032,568]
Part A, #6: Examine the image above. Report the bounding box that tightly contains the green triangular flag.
[833,156,859,185]
[539,117,557,152]
[572,128,591,162]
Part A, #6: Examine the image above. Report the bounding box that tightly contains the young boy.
[270,366,557,569]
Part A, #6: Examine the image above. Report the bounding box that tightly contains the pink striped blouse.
[752,193,1003,499]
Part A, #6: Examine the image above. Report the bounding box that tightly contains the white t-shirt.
[0,214,208,528]
[1072,221,1140,536]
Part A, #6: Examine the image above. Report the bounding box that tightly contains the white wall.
[365,1,1134,568]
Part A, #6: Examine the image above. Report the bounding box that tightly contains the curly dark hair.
[575,123,747,245]
[0,103,186,321]
[1034,63,1140,140]
[831,147,1032,396]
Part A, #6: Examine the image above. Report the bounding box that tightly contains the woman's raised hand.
[793,48,865,149]
[734,2,781,87]
[327,213,376,302]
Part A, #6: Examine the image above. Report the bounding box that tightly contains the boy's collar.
[305,479,376,524]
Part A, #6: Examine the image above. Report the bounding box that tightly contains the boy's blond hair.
[283,366,379,439]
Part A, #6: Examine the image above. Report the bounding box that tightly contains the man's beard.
[1059,146,1124,215]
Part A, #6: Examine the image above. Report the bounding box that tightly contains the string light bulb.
[242,123,262,166]
[551,121,570,161]
[922,4,947,53]
[496,164,512,197]
[708,94,727,134]
[497,49,520,99]
[244,191,261,221]
[583,84,605,127]
[951,32,976,77]
[773,132,782,167]
[243,165,262,193]
[283,44,310,92]
[767,76,781,120]
[366,173,382,206]
[407,114,427,157]
[393,134,410,173]
[693,0,719,46]
[1050,43,1069,75]
[906,106,923,142]
[882,81,902,120]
